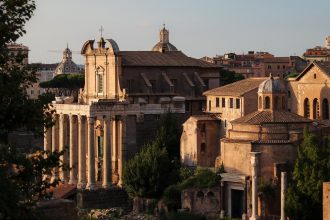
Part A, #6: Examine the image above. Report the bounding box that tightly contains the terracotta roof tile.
[203,77,268,96]
[119,51,219,68]
[231,110,311,125]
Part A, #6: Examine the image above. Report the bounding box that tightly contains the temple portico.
[44,99,185,189]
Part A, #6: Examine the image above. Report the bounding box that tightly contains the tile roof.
[203,77,268,96]
[119,51,219,68]
[263,57,291,63]
[296,61,330,80]
[231,110,311,125]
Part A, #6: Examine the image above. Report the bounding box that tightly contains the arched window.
[304,98,310,118]
[322,98,329,120]
[265,96,270,109]
[258,96,262,109]
[313,98,319,119]
[274,96,279,110]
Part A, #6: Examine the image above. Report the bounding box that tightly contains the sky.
[20,0,330,64]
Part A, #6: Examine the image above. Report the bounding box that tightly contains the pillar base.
[77,182,86,189]
[69,179,78,185]
[220,210,225,218]
[86,183,96,190]
[102,183,112,189]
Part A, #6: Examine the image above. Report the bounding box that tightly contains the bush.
[162,185,182,211]
[178,167,220,190]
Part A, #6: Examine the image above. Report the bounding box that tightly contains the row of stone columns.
[44,114,126,190]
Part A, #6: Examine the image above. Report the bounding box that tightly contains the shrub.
[178,167,220,190]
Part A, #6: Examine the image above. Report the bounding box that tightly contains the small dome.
[258,74,286,94]
[151,25,178,52]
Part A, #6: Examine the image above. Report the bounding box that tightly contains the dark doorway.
[231,189,244,218]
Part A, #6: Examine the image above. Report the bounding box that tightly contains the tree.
[0,1,63,218]
[154,113,181,160]
[286,128,330,220]
[123,142,178,199]
[0,0,54,143]
[220,69,245,86]
[39,73,84,96]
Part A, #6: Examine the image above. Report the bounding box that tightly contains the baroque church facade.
[44,27,221,190]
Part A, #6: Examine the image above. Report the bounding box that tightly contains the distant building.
[203,51,306,78]
[54,46,82,76]
[7,43,29,65]
[303,36,330,62]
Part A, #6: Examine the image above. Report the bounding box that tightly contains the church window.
[265,96,270,109]
[97,74,103,93]
[236,98,240,109]
[209,100,211,111]
[313,98,319,119]
[222,98,226,108]
[216,97,220,107]
[304,98,310,118]
[229,98,233,108]
[314,74,316,79]
[322,98,329,120]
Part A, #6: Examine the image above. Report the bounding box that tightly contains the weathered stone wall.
[76,188,129,209]
[324,182,330,220]
[37,199,77,220]
[181,187,221,218]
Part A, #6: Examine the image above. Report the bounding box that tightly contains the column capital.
[87,116,95,124]
[59,113,65,121]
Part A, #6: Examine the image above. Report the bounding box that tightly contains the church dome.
[258,74,286,94]
[151,25,178,52]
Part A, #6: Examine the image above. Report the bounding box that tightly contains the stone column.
[69,114,78,184]
[250,152,260,220]
[102,116,112,188]
[43,126,52,152]
[118,116,127,186]
[77,115,87,189]
[86,116,96,190]
[220,180,225,218]
[112,118,118,176]
[59,114,67,182]
[280,172,287,220]
[52,115,59,180]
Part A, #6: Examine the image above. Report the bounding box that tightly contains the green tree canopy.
[39,73,84,89]
[220,68,245,86]
[286,128,330,220]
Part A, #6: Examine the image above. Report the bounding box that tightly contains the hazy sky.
[20,0,330,64]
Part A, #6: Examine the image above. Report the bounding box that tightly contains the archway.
[322,98,329,120]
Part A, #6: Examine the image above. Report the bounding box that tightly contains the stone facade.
[180,115,220,167]
[324,182,330,220]
[181,187,221,218]
[46,28,221,191]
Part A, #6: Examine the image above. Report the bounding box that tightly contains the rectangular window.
[229,98,233,108]
[97,74,103,93]
[236,98,240,109]
[222,98,226,108]
[216,97,220,107]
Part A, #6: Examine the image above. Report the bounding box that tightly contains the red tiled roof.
[231,110,311,125]
[119,51,219,68]
[203,77,268,96]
